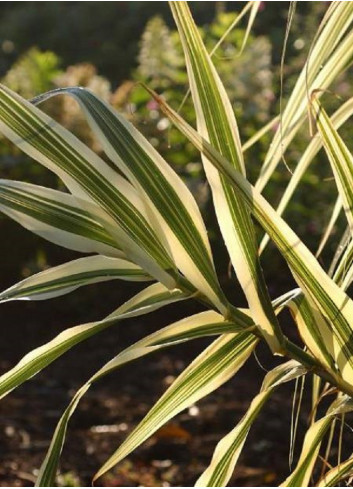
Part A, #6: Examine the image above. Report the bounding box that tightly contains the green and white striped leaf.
[170,1,283,353]
[0,179,122,257]
[312,98,353,234]
[318,453,353,486]
[0,283,188,400]
[256,3,353,192]
[260,96,353,254]
[0,84,176,287]
[285,294,336,374]
[93,331,257,483]
[0,255,151,302]
[196,360,306,487]
[316,196,342,259]
[156,96,353,384]
[281,396,353,487]
[36,312,254,486]
[32,86,228,316]
[333,236,353,289]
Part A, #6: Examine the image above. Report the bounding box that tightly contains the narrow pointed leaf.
[0,255,151,303]
[196,361,306,487]
[260,96,353,254]
[31,87,228,315]
[312,98,353,233]
[170,1,283,353]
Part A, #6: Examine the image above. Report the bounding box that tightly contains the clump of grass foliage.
[1,2,353,486]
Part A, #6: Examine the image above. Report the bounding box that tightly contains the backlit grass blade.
[0,179,122,257]
[333,238,353,289]
[256,3,353,192]
[0,255,151,302]
[260,97,353,254]
[318,453,353,486]
[196,361,306,487]
[0,84,176,287]
[285,294,336,374]
[155,95,353,384]
[311,98,353,234]
[170,1,283,353]
[0,283,188,400]
[93,331,257,482]
[31,86,228,315]
[281,396,353,487]
[36,312,255,486]
[316,196,342,259]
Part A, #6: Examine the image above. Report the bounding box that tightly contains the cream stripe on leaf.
[0,84,176,288]
[169,1,283,353]
[196,361,306,487]
[156,95,353,385]
[35,312,256,486]
[0,255,151,303]
[31,86,228,315]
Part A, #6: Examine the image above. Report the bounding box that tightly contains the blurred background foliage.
[0,1,351,292]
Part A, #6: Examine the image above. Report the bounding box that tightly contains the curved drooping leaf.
[312,98,353,234]
[0,255,151,302]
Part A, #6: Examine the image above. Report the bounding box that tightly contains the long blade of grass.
[256,3,353,192]
[0,283,188,400]
[154,94,353,384]
[316,196,342,259]
[196,360,306,487]
[36,315,256,486]
[32,86,228,315]
[0,255,151,302]
[260,97,353,255]
[170,1,283,353]
[311,97,353,234]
